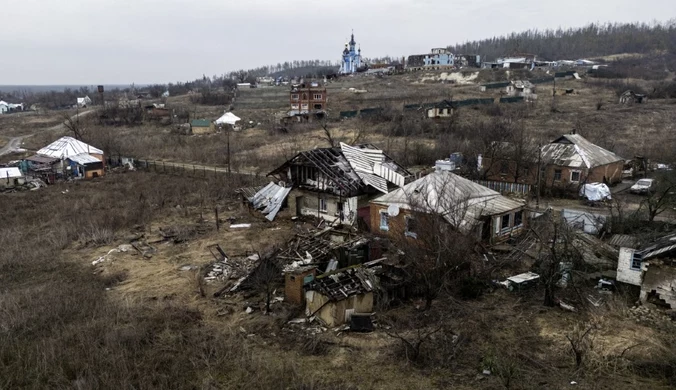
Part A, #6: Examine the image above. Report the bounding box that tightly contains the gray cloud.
[0,0,671,84]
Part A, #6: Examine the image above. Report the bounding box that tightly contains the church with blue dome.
[340,31,361,74]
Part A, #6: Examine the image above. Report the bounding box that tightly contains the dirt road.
[0,110,94,157]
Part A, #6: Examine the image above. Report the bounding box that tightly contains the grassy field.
[0,171,674,389]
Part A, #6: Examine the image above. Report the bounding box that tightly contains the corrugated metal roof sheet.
[191,119,211,127]
[68,153,102,165]
[250,182,292,221]
[36,136,103,159]
[607,234,639,249]
[26,154,59,164]
[540,134,622,169]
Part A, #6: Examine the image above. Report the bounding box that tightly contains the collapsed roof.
[540,134,622,169]
[36,136,103,159]
[306,266,378,302]
[371,171,524,231]
[268,143,411,197]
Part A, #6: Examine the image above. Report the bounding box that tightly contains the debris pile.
[626,306,675,329]
[205,252,260,287]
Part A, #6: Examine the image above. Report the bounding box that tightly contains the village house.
[506,80,537,100]
[77,96,92,108]
[370,170,526,244]
[304,266,377,327]
[287,82,327,122]
[266,143,411,226]
[190,119,215,134]
[482,133,624,192]
[616,233,676,309]
[33,136,105,179]
[425,100,454,118]
[0,100,24,114]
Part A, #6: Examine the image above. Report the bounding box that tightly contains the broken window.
[291,94,299,100]
[313,104,323,110]
[631,251,643,270]
[405,216,417,238]
[379,211,389,231]
[554,169,562,181]
[514,211,523,227]
[500,161,509,174]
[501,214,511,230]
[319,198,328,212]
[571,170,581,182]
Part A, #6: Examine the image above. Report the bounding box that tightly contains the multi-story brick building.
[288,83,326,121]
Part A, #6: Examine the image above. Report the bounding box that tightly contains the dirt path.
[0,110,95,157]
[0,135,29,157]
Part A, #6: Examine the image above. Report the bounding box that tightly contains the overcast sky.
[0,0,671,85]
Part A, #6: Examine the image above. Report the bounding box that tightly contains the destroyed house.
[616,233,676,309]
[305,266,377,327]
[267,143,412,226]
[370,171,526,244]
[281,229,371,305]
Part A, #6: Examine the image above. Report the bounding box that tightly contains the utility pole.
[226,126,231,173]
[536,144,542,209]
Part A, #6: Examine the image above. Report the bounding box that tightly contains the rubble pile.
[205,253,259,284]
[626,305,675,329]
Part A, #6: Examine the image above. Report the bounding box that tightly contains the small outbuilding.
[191,119,215,134]
[0,167,25,187]
[305,266,377,327]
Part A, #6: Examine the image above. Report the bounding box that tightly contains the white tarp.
[579,183,611,201]
[215,112,241,125]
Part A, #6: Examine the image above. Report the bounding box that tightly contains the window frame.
[514,210,523,227]
[631,251,643,271]
[313,93,323,100]
[291,94,299,101]
[570,170,581,183]
[500,213,511,233]
[554,169,562,181]
[319,198,328,213]
[379,211,389,231]
[404,216,417,238]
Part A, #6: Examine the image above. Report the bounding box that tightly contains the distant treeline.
[448,21,676,61]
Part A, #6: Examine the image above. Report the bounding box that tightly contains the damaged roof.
[268,143,411,196]
[306,266,378,301]
[371,171,524,231]
[37,136,103,159]
[540,134,623,169]
[637,233,676,260]
[249,182,292,221]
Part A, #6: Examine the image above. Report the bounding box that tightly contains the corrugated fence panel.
[473,180,531,196]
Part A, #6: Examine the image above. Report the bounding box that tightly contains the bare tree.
[389,173,481,309]
[247,256,281,313]
[63,111,87,140]
[531,212,582,307]
[640,171,676,222]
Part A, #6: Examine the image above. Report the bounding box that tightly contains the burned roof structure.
[268,142,411,197]
[280,228,370,273]
[540,134,623,169]
[306,266,378,302]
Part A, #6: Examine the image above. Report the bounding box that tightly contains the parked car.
[630,178,656,194]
